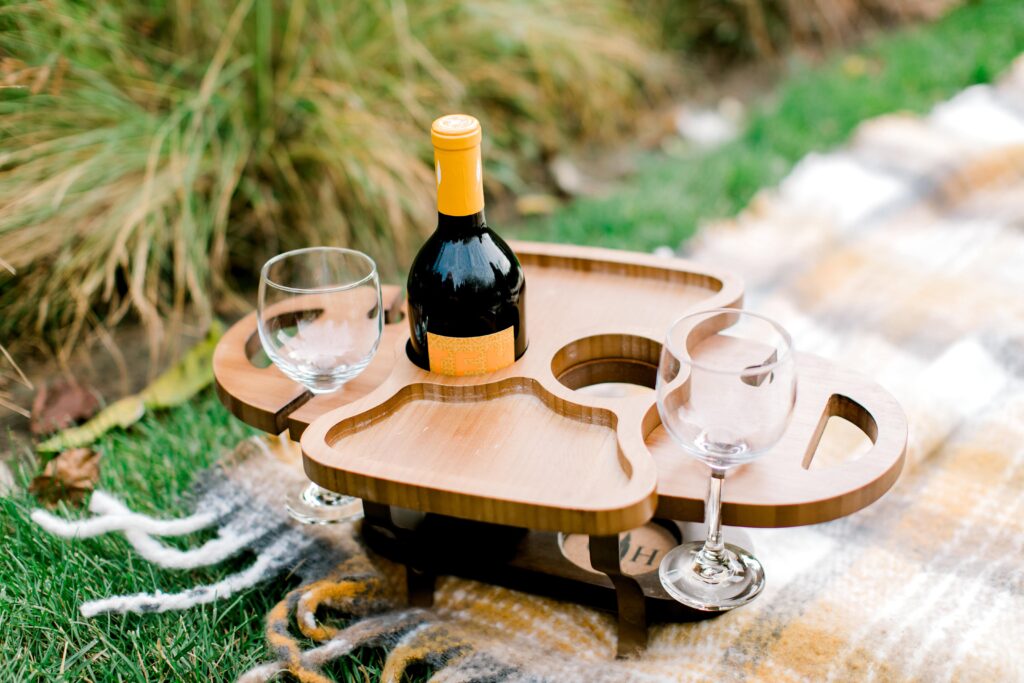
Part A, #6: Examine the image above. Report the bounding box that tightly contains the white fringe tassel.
[79,536,295,617]
[31,491,216,538]
[90,492,261,570]
[30,491,290,618]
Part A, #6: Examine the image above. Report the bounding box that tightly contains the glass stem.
[699,468,728,567]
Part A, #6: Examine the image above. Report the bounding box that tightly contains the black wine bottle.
[406,114,527,376]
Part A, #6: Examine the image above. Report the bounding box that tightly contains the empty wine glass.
[258,247,383,524]
[656,308,796,610]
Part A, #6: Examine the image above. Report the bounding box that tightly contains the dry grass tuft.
[0,343,31,417]
[0,0,669,360]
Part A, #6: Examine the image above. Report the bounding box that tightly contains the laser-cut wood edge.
[304,375,657,536]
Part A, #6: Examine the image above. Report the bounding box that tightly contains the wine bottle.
[406,114,527,376]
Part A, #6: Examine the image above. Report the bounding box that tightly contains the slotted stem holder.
[214,241,907,656]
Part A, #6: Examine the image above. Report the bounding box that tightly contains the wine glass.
[258,247,383,524]
[656,308,796,610]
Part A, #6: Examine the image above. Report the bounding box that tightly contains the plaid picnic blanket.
[36,57,1024,681]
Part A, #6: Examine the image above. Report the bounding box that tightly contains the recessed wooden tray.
[297,242,744,536]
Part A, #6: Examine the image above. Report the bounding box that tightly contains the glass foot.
[286,483,364,525]
[658,540,765,611]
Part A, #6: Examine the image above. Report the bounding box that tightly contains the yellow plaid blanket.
[664,60,1024,682]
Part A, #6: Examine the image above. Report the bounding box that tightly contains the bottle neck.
[437,210,487,236]
[435,142,484,217]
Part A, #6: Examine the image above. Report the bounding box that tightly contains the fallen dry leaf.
[29,448,102,509]
[36,396,144,453]
[31,379,101,435]
[37,325,222,453]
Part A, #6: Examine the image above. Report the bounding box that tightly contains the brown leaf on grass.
[30,379,101,435]
[29,448,102,509]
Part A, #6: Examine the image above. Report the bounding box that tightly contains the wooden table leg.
[362,502,436,607]
[589,534,648,657]
[406,566,436,608]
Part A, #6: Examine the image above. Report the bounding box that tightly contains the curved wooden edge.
[285,321,406,439]
[212,284,404,435]
[652,352,908,528]
[300,372,659,536]
[532,325,663,516]
[508,239,745,313]
[305,461,658,537]
[213,309,310,434]
[215,247,906,532]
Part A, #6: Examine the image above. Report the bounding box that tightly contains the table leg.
[406,566,436,608]
[362,502,436,607]
[589,534,648,657]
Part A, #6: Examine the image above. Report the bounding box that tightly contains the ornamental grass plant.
[0,0,668,360]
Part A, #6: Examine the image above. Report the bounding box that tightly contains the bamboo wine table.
[214,241,907,656]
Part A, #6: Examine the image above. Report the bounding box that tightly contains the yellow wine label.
[427,327,515,376]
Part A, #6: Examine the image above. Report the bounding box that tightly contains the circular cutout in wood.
[552,334,661,395]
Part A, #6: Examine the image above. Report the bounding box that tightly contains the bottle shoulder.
[408,226,524,296]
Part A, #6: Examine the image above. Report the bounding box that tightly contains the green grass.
[0,391,383,681]
[5,0,1024,679]
[514,0,1024,251]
